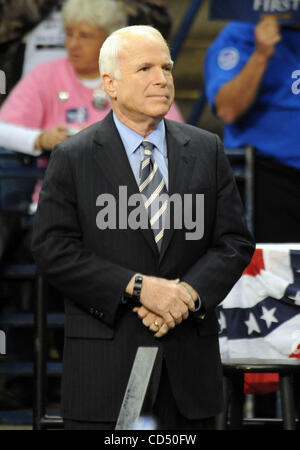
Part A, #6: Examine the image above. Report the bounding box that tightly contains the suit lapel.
[159,120,195,263]
[93,112,158,256]
[92,114,195,262]
[93,112,137,198]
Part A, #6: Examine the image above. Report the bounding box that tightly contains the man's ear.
[101,73,117,99]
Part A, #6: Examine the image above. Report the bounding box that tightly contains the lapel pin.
[58,91,70,101]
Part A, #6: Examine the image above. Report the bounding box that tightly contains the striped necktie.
[139,141,168,251]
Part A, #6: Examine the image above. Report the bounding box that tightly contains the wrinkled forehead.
[118,31,171,62]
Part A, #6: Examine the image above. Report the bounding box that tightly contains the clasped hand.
[34,125,69,151]
[133,276,197,338]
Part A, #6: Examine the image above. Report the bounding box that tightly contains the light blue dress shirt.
[113,113,168,189]
[113,113,201,314]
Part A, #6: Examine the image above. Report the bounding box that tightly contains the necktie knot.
[142,140,154,157]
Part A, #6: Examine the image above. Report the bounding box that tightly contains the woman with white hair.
[0,0,130,155]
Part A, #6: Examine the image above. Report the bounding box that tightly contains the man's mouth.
[148,94,169,99]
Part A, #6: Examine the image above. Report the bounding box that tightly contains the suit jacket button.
[90,307,94,315]
[95,309,103,318]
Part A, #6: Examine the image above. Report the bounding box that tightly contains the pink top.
[0,57,184,203]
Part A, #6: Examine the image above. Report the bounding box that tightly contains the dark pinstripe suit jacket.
[32,111,255,422]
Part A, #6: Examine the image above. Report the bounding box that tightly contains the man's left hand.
[132,280,198,337]
[133,306,170,338]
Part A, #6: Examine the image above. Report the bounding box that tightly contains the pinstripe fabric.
[31,112,255,423]
[139,141,168,251]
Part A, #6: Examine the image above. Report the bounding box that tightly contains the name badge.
[66,107,88,123]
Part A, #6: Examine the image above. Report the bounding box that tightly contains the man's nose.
[153,68,168,85]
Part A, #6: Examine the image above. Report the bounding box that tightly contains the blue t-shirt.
[204,21,300,170]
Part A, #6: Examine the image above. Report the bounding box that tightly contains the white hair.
[62,0,127,35]
[99,25,169,80]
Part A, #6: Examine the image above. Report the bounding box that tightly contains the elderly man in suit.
[32,25,255,430]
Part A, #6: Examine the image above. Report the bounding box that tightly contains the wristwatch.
[132,275,143,304]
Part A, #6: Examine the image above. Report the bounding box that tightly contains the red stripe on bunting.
[243,248,265,277]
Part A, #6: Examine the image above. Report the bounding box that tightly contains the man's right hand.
[139,275,195,328]
[34,125,69,151]
[255,16,281,60]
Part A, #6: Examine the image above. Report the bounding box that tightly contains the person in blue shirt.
[204,16,300,243]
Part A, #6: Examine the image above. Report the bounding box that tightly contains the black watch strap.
[132,275,143,303]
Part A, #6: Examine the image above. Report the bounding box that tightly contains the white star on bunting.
[218,311,227,333]
[245,312,261,335]
[260,306,278,328]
